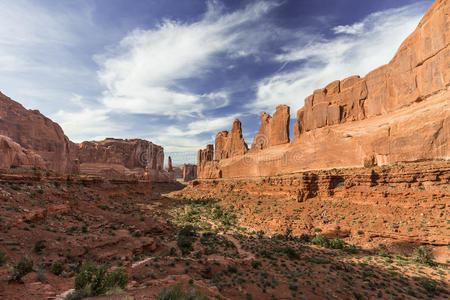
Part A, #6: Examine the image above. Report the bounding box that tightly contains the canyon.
[0,0,448,299]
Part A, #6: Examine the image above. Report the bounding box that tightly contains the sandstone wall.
[183,164,197,182]
[251,105,290,150]
[77,138,169,181]
[214,119,248,160]
[0,92,78,174]
[197,0,449,179]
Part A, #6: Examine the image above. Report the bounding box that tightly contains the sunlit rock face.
[198,0,450,179]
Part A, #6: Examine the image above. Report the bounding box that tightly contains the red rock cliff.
[251,105,290,150]
[0,92,78,174]
[77,138,168,181]
[197,0,449,179]
[0,93,173,182]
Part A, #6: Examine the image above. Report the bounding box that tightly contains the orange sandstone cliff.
[198,0,449,179]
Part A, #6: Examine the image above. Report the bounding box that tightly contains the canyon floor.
[0,162,448,300]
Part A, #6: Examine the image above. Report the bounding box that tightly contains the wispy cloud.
[0,0,431,165]
[96,0,278,117]
[253,2,429,114]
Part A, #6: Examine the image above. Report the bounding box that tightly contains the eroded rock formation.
[197,0,449,179]
[214,119,248,160]
[183,164,197,182]
[0,135,45,169]
[251,105,290,150]
[77,138,167,181]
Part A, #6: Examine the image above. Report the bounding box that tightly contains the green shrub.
[74,262,128,297]
[0,249,7,266]
[10,185,21,191]
[11,257,33,282]
[412,246,434,265]
[50,261,65,275]
[330,238,346,249]
[343,244,360,254]
[251,260,261,269]
[226,265,237,273]
[177,225,197,255]
[311,234,330,248]
[298,234,310,243]
[156,282,208,300]
[282,246,300,260]
[34,240,47,254]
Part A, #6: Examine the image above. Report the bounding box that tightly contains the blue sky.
[0,0,433,164]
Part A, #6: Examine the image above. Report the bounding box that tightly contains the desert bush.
[298,234,310,243]
[0,249,7,266]
[251,260,261,269]
[73,262,128,297]
[412,246,435,265]
[34,240,47,253]
[156,282,208,300]
[50,261,65,275]
[36,267,47,283]
[343,244,361,254]
[311,234,330,248]
[11,257,33,282]
[282,246,300,260]
[10,185,21,191]
[177,225,197,255]
[330,238,346,249]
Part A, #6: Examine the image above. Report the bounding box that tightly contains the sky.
[0,0,434,165]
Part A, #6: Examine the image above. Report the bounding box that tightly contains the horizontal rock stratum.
[197,0,449,179]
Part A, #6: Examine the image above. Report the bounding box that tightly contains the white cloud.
[53,95,124,142]
[96,1,277,117]
[253,2,429,114]
[0,0,431,166]
[333,22,365,35]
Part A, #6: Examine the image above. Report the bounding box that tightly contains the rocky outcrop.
[0,135,45,169]
[197,0,449,179]
[294,0,449,136]
[0,92,78,174]
[183,164,197,182]
[77,138,168,181]
[198,144,218,178]
[251,105,290,150]
[214,119,248,160]
[0,93,173,182]
[293,77,368,135]
[168,156,173,172]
